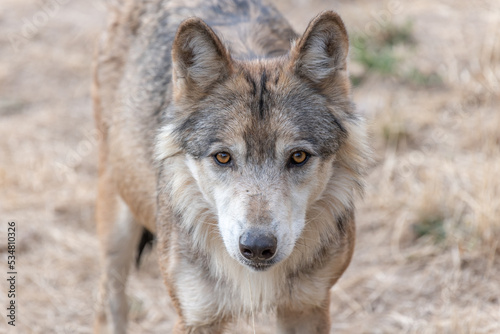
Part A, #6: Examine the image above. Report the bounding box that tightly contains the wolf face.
[160,13,354,271]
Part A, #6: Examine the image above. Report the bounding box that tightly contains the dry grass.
[1,0,499,333]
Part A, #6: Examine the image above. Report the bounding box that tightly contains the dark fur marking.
[258,70,267,119]
[286,241,330,293]
[336,212,347,236]
[244,71,257,96]
[331,114,347,138]
[286,210,353,285]
[136,227,155,268]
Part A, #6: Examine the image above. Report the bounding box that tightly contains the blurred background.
[1,0,499,333]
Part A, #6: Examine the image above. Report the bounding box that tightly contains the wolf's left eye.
[289,151,310,166]
[214,152,231,165]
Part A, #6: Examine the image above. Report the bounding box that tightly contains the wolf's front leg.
[173,319,228,334]
[276,299,331,334]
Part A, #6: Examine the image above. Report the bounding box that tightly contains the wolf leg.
[172,319,228,334]
[276,300,331,334]
[94,172,142,334]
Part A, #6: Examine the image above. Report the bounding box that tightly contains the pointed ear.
[290,11,349,90]
[172,18,233,99]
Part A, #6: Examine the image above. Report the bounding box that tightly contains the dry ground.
[1,0,499,333]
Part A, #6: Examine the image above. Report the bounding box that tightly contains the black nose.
[239,230,277,261]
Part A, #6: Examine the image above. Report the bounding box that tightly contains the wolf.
[92,0,370,333]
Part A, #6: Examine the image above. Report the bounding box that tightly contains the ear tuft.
[172,18,233,98]
[290,11,349,86]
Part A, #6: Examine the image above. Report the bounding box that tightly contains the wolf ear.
[172,18,233,99]
[290,11,349,91]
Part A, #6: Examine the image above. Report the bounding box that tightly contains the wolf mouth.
[240,258,276,271]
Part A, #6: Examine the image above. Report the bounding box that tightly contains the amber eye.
[214,152,231,165]
[290,151,309,166]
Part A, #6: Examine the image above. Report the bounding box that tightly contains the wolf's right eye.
[214,152,231,165]
[289,151,310,167]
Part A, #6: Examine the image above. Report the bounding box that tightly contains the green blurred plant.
[350,21,440,87]
[413,216,446,243]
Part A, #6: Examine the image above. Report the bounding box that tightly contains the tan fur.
[93,1,370,333]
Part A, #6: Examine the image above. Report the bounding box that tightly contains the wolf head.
[156,12,368,271]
